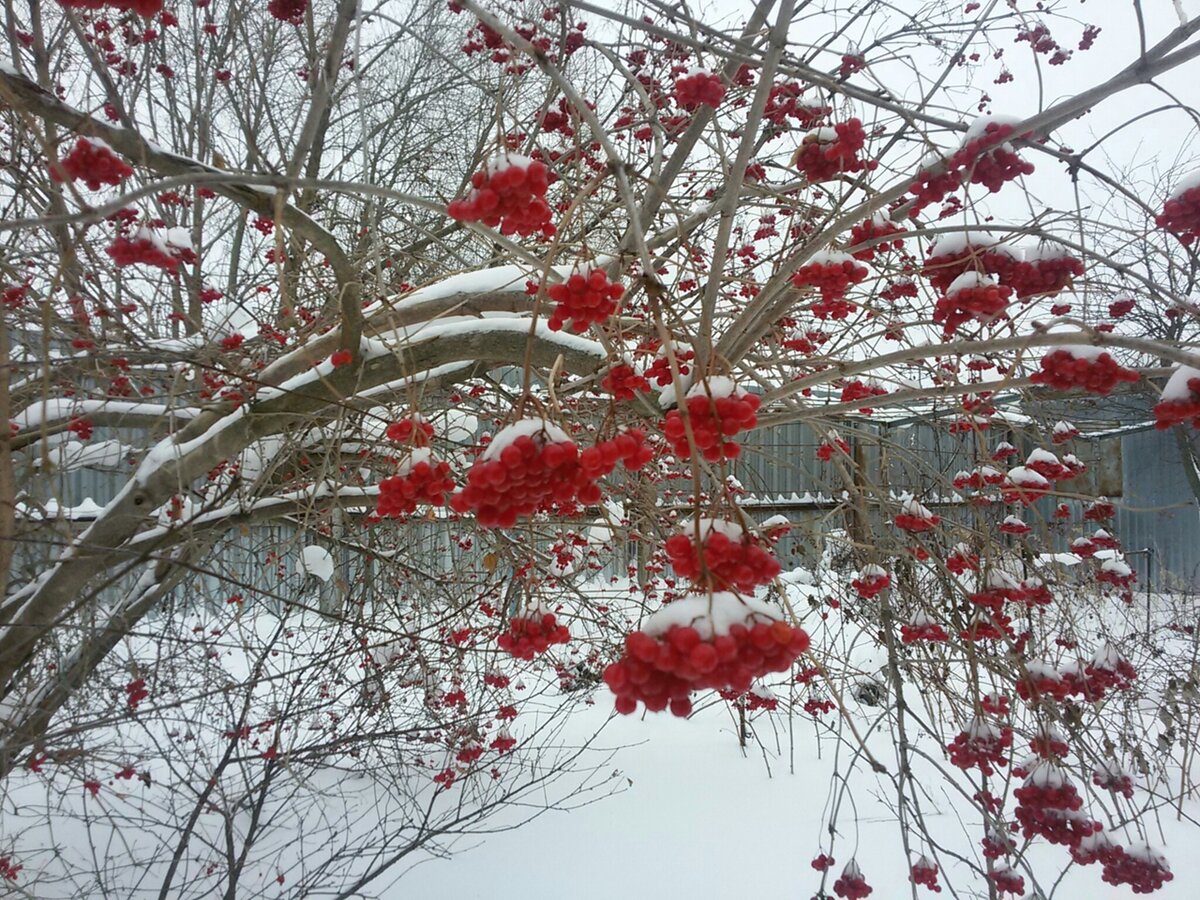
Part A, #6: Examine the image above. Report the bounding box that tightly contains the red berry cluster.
[376,452,455,517]
[51,137,133,191]
[1092,765,1135,799]
[848,216,906,261]
[1011,254,1084,298]
[497,612,571,660]
[833,859,873,899]
[1155,180,1200,245]
[673,71,726,109]
[894,498,940,533]
[601,364,651,400]
[59,0,164,19]
[839,380,888,413]
[546,267,624,332]
[1030,350,1139,395]
[1084,499,1116,521]
[793,119,877,182]
[449,422,650,527]
[1014,767,1102,848]
[662,379,760,462]
[791,253,869,307]
[1001,467,1050,504]
[385,415,434,445]
[850,566,890,599]
[1101,844,1174,893]
[908,163,964,217]
[951,122,1035,192]
[267,0,307,24]
[664,520,781,593]
[763,82,830,129]
[989,866,1025,896]
[947,720,1013,776]
[106,233,183,273]
[920,243,1017,294]
[946,547,979,574]
[999,516,1030,535]
[933,275,1013,335]
[1109,297,1136,317]
[446,155,555,239]
[910,857,941,892]
[900,614,949,644]
[816,436,850,461]
[1153,368,1200,430]
[603,596,810,716]
[811,853,835,872]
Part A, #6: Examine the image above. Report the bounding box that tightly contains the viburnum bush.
[3,1,1200,898]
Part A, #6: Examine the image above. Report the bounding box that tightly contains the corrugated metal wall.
[13,405,1200,593]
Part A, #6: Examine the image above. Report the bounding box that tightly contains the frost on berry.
[51,137,133,190]
[664,518,781,593]
[446,154,555,238]
[602,592,809,716]
[662,376,760,462]
[546,265,624,332]
[1153,365,1200,430]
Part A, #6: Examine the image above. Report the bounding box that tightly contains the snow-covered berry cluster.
[1014,765,1102,849]
[894,496,940,532]
[900,611,949,643]
[947,719,1013,776]
[950,120,1035,192]
[832,859,873,899]
[1153,366,1200,430]
[933,272,1012,335]
[1101,843,1174,893]
[497,612,571,660]
[446,155,555,238]
[603,593,810,717]
[662,377,760,462]
[546,266,624,332]
[664,518,781,593]
[909,856,941,892]
[673,70,726,109]
[1030,348,1139,395]
[1001,466,1050,504]
[850,564,890,598]
[449,421,650,527]
[107,230,188,273]
[791,250,869,313]
[51,137,133,190]
[1155,174,1200,245]
[793,119,877,182]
